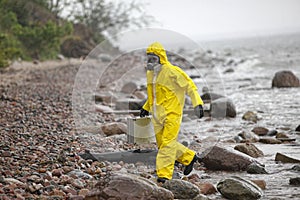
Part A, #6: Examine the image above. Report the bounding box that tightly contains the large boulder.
[210,98,236,118]
[60,37,91,58]
[217,176,263,200]
[162,179,200,199]
[85,173,173,200]
[199,146,260,171]
[101,122,127,136]
[272,70,300,88]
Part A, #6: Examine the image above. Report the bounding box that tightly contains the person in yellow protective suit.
[140,42,204,183]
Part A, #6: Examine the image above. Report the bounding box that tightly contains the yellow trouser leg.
[153,117,195,180]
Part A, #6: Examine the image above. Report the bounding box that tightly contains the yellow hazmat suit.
[142,42,204,179]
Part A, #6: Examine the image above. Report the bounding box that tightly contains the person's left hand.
[194,105,204,118]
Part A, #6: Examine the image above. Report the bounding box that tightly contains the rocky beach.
[1,33,300,199]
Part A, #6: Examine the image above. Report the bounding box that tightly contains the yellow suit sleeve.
[174,67,204,107]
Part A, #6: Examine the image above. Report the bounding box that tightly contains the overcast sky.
[142,0,300,41]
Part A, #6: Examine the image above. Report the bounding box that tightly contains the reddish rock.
[85,173,173,200]
[252,127,269,136]
[259,137,282,144]
[200,146,258,171]
[51,169,63,177]
[234,143,264,158]
[251,180,267,190]
[196,182,217,195]
[272,70,300,88]
[100,122,127,136]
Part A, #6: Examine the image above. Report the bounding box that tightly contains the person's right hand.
[140,108,149,117]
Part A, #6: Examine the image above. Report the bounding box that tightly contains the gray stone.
[85,173,173,200]
[121,82,138,94]
[289,177,300,186]
[272,70,300,88]
[98,54,112,62]
[199,146,258,171]
[234,143,264,158]
[291,165,300,172]
[210,98,236,118]
[238,131,260,143]
[267,130,278,136]
[296,125,300,132]
[101,122,127,136]
[246,162,268,174]
[201,92,224,102]
[162,179,200,199]
[217,176,263,200]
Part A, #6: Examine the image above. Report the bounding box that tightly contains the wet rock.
[199,146,258,171]
[121,82,138,94]
[201,92,224,102]
[275,132,289,139]
[275,153,300,163]
[195,182,217,195]
[267,130,278,136]
[289,177,300,186]
[291,165,300,172]
[296,125,300,132]
[234,143,264,158]
[85,173,173,200]
[100,122,127,136]
[238,131,259,143]
[210,98,236,118]
[242,111,259,123]
[251,127,269,136]
[251,180,267,190]
[246,162,268,174]
[272,70,300,88]
[217,176,263,200]
[259,137,282,144]
[223,68,234,73]
[233,135,244,143]
[162,179,200,199]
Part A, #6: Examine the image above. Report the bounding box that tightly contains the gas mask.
[147,54,161,71]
